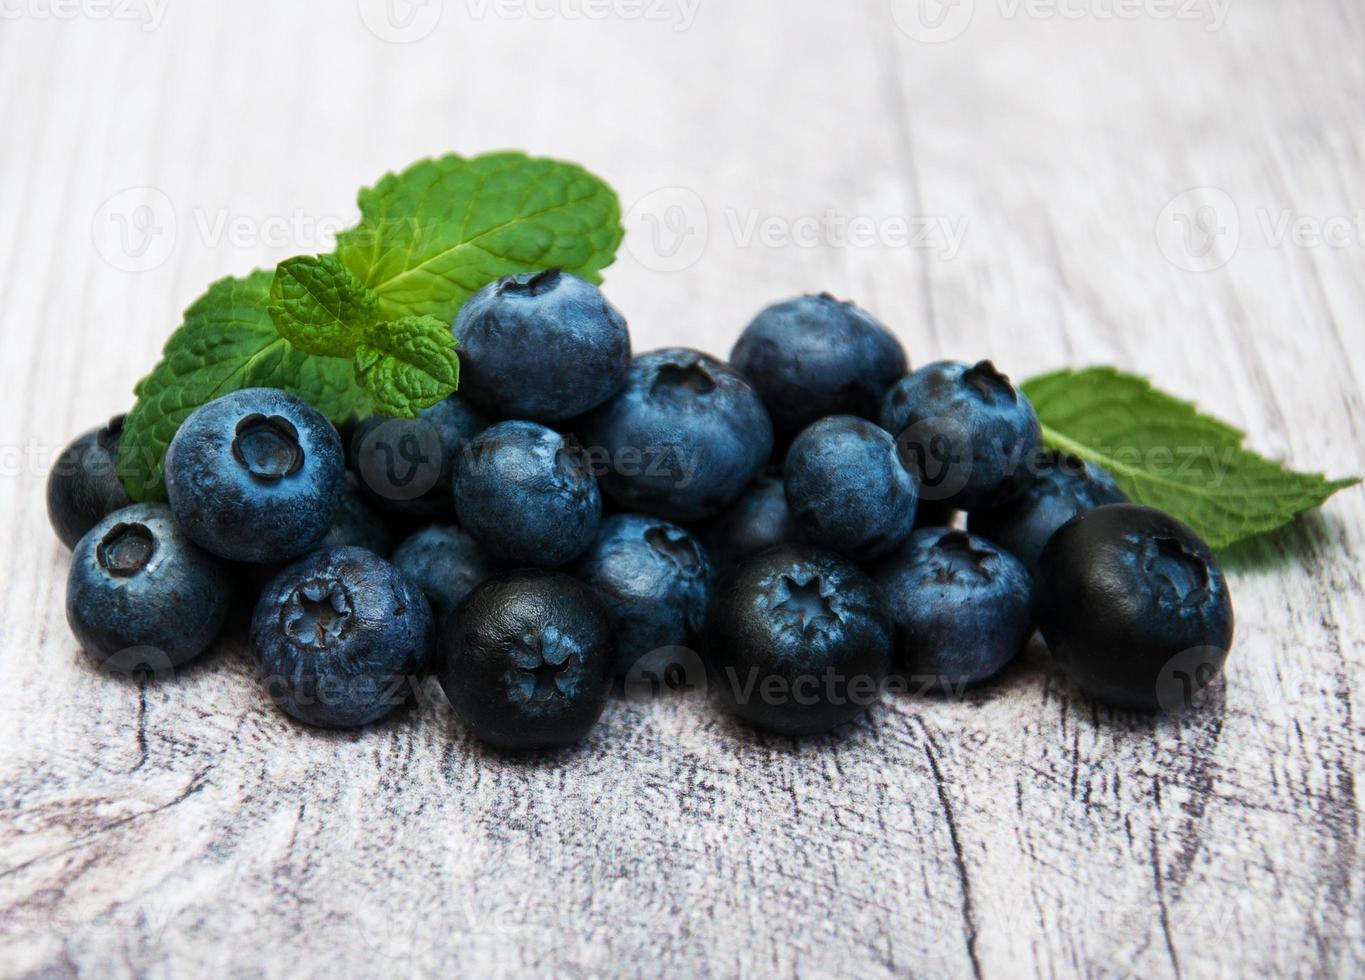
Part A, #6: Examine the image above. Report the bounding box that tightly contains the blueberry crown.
[644,525,701,571]
[930,531,995,584]
[963,361,1017,405]
[283,580,354,650]
[498,267,563,297]
[97,522,155,577]
[652,360,717,398]
[1141,534,1211,607]
[232,414,305,481]
[775,574,838,633]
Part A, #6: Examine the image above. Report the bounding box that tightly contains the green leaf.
[117,150,623,498]
[1022,367,1360,549]
[119,271,366,501]
[336,151,623,322]
[268,254,379,357]
[352,316,460,418]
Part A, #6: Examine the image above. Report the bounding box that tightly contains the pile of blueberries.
[49,269,1235,748]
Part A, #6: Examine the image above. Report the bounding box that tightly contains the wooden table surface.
[2,1,1362,976]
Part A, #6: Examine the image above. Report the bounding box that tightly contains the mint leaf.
[352,316,460,417]
[1022,367,1360,549]
[336,151,623,322]
[268,254,379,357]
[119,271,366,500]
[118,150,623,497]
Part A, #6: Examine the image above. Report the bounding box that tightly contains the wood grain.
[1,0,1362,976]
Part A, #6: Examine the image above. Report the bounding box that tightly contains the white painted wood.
[1,1,1362,976]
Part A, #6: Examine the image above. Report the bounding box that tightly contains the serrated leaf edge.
[1026,367,1361,548]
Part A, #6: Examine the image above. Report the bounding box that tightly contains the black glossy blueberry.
[438,570,615,750]
[1036,504,1234,712]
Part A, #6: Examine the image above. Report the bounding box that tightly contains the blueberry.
[880,360,1043,511]
[699,473,802,573]
[454,421,602,567]
[704,545,893,735]
[571,514,714,675]
[438,570,615,750]
[392,524,492,619]
[351,394,488,521]
[731,293,907,444]
[66,503,231,671]
[873,528,1033,693]
[454,269,631,422]
[47,415,133,549]
[250,546,434,727]
[317,476,396,557]
[165,388,344,563]
[783,416,919,561]
[1036,504,1234,712]
[968,451,1128,571]
[578,348,773,522]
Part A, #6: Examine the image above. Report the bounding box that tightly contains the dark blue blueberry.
[704,545,893,735]
[873,528,1033,693]
[250,546,434,728]
[1036,504,1234,713]
[454,421,602,567]
[165,388,344,563]
[699,473,802,573]
[47,415,132,549]
[351,394,488,521]
[66,503,232,671]
[578,348,773,522]
[731,293,907,444]
[392,524,493,619]
[317,476,396,557]
[571,514,714,676]
[968,451,1128,571]
[880,360,1043,512]
[439,570,615,750]
[783,416,919,561]
[453,269,630,422]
